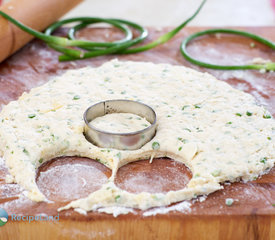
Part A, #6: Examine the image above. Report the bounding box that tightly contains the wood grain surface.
[0,26,274,240]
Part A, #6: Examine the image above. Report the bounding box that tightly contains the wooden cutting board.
[0,26,274,240]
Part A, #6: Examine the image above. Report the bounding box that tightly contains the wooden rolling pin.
[0,0,83,63]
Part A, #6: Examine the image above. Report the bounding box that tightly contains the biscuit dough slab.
[0,60,274,214]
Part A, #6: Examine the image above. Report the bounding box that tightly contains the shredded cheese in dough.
[0,60,274,215]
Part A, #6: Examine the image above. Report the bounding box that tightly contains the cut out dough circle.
[0,60,274,214]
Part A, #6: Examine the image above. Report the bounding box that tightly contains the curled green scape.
[0,0,274,71]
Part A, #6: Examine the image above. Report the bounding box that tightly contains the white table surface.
[64,0,275,26]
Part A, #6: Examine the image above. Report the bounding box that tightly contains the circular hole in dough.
[114,158,192,194]
[36,156,112,202]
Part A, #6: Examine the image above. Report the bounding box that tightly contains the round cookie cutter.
[84,99,157,150]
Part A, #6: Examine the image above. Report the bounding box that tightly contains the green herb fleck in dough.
[267,137,272,140]
[260,157,267,164]
[263,114,271,119]
[50,134,59,141]
[225,198,234,206]
[39,158,43,164]
[178,138,188,144]
[115,195,121,202]
[226,121,232,125]
[178,146,182,151]
[183,128,191,132]
[235,113,242,117]
[182,105,189,111]
[73,95,80,100]
[23,148,29,155]
[196,127,203,132]
[194,104,201,109]
[96,158,103,164]
[116,152,122,160]
[246,111,253,116]
[152,142,160,150]
[28,114,36,119]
